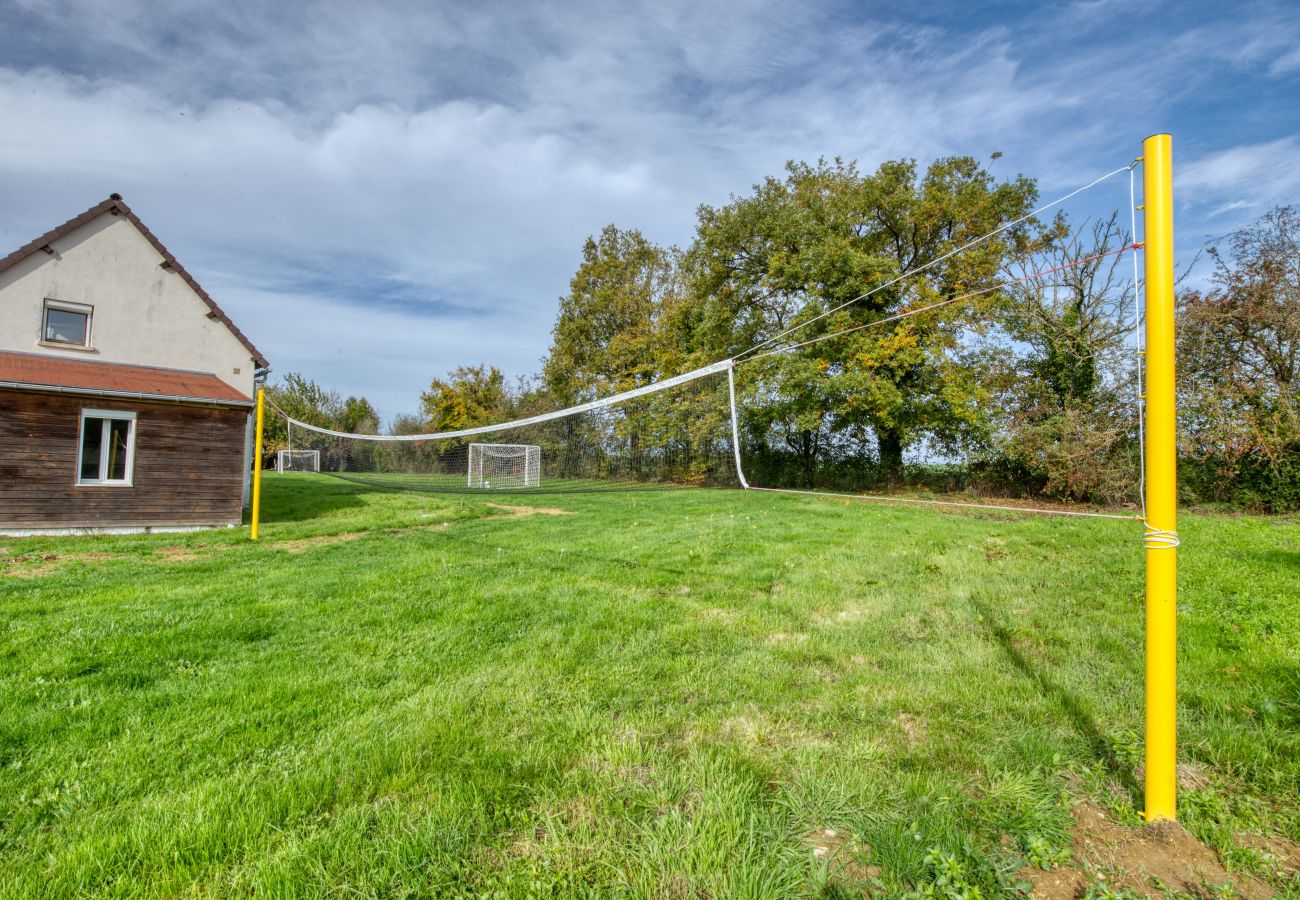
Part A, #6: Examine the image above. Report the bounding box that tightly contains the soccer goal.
[468,443,541,489]
[276,449,320,472]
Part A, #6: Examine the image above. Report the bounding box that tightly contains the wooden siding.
[0,389,248,528]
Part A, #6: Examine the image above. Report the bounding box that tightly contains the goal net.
[276,449,320,472]
[468,443,541,489]
[269,360,745,494]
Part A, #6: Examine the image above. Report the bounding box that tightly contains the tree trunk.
[878,429,905,486]
[799,430,818,488]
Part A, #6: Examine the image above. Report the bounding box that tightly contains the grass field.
[2,476,1297,898]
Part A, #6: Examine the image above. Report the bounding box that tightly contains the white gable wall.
[0,211,257,397]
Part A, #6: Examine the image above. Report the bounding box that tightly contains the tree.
[338,396,379,436]
[420,365,511,433]
[542,225,687,402]
[263,372,378,451]
[388,413,429,436]
[986,215,1140,502]
[1001,214,1134,408]
[689,156,1040,481]
[1178,206,1300,508]
[539,226,730,480]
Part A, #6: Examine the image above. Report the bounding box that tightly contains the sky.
[2,0,1298,421]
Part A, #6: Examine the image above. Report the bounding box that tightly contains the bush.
[1180,449,1300,513]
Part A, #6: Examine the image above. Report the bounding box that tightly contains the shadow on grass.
[972,598,1143,805]
[245,474,373,524]
[1243,546,1300,571]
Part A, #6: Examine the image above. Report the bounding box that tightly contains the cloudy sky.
[3,0,1298,420]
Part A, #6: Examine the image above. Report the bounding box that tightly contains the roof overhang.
[0,380,254,408]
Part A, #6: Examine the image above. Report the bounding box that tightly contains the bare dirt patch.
[1237,832,1300,876]
[711,712,831,752]
[485,503,575,519]
[2,551,111,578]
[1044,801,1277,899]
[154,546,207,563]
[847,654,883,673]
[1021,863,1088,899]
[805,828,879,883]
[765,631,809,647]
[273,533,365,553]
[894,711,928,747]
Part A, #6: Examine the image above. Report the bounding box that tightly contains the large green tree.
[689,156,1040,479]
[542,225,689,402]
[420,365,511,433]
[540,225,732,480]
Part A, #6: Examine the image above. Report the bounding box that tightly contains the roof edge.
[0,348,239,379]
[0,194,270,369]
[0,380,255,408]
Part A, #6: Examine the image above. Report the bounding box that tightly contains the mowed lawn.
[1,476,1297,898]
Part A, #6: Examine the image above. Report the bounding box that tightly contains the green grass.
[1,475,1297,897]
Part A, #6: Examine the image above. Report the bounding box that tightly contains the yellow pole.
[1141,133,1178,822]
[251,387,265,541]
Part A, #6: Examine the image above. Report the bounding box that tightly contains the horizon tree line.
[266,155,1299,511]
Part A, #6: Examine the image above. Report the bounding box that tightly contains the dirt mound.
[485,503,574,519]
[1024,801,1276,898]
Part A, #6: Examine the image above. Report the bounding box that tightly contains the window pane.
[81,418,104,481]
[107,419,131,480]
[46,308,88,344]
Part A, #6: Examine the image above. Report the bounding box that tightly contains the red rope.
[1007,242,1141,288]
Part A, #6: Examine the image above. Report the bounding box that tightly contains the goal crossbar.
[276,449,320,472]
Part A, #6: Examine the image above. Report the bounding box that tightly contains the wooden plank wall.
[0,389,249,528]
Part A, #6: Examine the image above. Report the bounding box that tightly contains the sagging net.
[271,362,743,493]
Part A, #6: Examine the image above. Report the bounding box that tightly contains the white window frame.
[42,298,94,348]
[76,409,137,487]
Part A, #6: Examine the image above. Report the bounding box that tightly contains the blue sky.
[2,0,1298,419]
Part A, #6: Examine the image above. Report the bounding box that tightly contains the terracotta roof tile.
[0,351,252,405]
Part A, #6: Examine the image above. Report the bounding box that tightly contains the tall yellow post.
[251,387,265,541]
[1142,133,1178,822]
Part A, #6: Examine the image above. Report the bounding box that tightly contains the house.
[0,194,269,534]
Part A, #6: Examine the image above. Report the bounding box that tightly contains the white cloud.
[1269,44,1300,76]
[1178,137,1300,218]
[206,279,546,420]
[2,0,1298,417]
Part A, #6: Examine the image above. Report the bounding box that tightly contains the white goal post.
[277,449,321,472]
[468,443,541,489]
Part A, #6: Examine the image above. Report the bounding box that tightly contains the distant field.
[1,475,1297,897]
